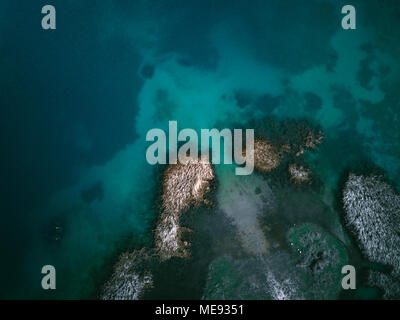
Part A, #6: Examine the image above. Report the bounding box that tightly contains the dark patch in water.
[178,58,193,67]
[331,85,359,128]
[140,64,155,79]
[234,91,253,108]
[304,92,323,112]
[358,55,377,90]
[81,181,104,204]
[254,94,280,113]
[239,0,339,73]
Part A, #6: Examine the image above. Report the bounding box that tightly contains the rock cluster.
[250,139,281,172]
[288,164,311,184]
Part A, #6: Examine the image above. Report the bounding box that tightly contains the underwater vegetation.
[286,223,348,299]
[202,220,350,301]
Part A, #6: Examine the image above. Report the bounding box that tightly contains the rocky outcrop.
[250,139,281,172]
[343,174,400,299]
[155,156,215,260]
[288,164,311,184]
[100,249,153,300]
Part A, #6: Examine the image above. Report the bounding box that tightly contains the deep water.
[1,0,400,299]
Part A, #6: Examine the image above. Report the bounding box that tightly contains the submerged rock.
[258,253,307,300]
[202,255,259,300]
[243,119,324,179]
[287,223,348,299]
[203,252,308,300]
[288,164,311,184]
[203,222,348,301]
[100,249,153,300]
[343,174,400,299]
[295,128,324,157]
[155,155,215,260]
[251,118,324,158]
[246,139,281,173]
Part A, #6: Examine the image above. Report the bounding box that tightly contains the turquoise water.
[1,0,399,299]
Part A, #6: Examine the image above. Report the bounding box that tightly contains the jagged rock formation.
[244,120,323,185]
[100,249,153,300]
[288,164,310,184]
[343,174,400,299]
[249,139,281,172]
[155,156,215,260]
[298,128,324,155]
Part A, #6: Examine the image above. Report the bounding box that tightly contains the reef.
[288,164,311,184]
[241,119,323,191]
[294,127,324,157]
[342,174,400,299]
[100,249,154,300]
[287,223,348,299]
[155,155,215,260]
[250,139,281,173]
[202,222,348,300]
[247,118,324,170]
[202,255,259,300]
[251,118,323,154]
